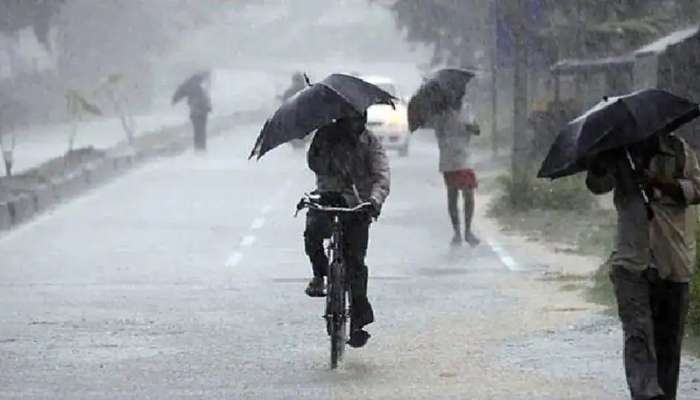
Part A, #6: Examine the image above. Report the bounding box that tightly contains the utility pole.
[511,0,529,178]
[490,0,499,156]
[574,0,584,105]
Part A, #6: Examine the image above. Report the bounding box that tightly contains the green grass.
[489,170,595,214]
[489,169,700,337]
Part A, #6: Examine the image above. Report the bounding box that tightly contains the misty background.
[3,2,700,398]
[0,0,430,125]
[4,0,699,170]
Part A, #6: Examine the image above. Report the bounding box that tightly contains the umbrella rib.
[318,83,362,113]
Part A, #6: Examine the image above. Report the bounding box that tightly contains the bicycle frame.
[327,215,344,277]
[323,210,352,368]
[296,194,371,368]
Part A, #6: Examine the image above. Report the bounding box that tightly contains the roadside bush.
[490,169,595,214]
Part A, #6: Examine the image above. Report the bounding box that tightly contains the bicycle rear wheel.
[327,261,347,369]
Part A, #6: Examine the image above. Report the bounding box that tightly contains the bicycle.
[296,193,372,369]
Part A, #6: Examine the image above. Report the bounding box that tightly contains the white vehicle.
[361,76,411,157]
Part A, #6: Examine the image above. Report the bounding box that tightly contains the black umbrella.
[407,80,448,132]
[407,68,475,132]
[537,89,700,179]
[249,74,395,159]
[172,71,210,105]
[432,68,476,97]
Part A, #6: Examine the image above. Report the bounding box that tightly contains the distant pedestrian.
[586,133,700,400]
[172,71,212,151]
[408,69,480,247]
[429,90,481,246]
[279,72,309,150]
[280,72,306,102]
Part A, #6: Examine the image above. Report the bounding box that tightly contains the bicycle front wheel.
[328,261,347,369]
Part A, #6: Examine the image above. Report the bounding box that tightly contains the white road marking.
[241,235,257,247]
[251,217,265,230]
[487,240,523,272]
[225,177,295,268]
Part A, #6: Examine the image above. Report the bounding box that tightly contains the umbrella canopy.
[431,68,475,98]
[249,74,395,159]
[538,89,700,179]
[407,68,475,131]
[172,71,210,105]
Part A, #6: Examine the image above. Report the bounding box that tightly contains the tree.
[388,0,700,169]
[64,89,101,153]
[537,0,694,62]
[0,100,25,176]
[52,0,224,109]
[0,0,65,49]
[389,0,530,167]
[390,0,490,68]
[94,74,137,146]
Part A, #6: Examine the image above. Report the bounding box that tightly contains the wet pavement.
[1,121,699,399]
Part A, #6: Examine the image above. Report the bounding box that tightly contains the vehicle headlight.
[387,112,406,129]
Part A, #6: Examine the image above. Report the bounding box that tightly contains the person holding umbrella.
[408,68,481,246]
[539,89,700,400]
[172,71,212,151]
[250,74,394,348]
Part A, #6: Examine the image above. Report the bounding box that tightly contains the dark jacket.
[187,86,212,117]
[307,126,390,209]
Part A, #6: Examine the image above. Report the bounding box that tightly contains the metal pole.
[490,0,499,156]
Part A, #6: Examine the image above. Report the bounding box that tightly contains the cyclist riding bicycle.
[304,112,390,348]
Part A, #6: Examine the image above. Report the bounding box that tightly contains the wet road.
[1,122,699,399]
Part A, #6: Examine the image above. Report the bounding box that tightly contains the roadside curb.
[0,201,12,230]
[51,170,88,201]
[85,159,118,186]
[8,193,35,225]
[0,110,258,234]
[32,184,55,212]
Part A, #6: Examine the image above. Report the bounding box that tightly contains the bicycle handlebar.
[294,194,372,217]
[303,202,372,213]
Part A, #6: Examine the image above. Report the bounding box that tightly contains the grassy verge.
[487,171,614,256]
[488,171,700,337]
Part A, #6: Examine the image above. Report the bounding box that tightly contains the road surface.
[1,121,699,399]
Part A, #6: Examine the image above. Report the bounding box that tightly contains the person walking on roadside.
[429,90,481,247]
[586,132,700,400]
[280,72,306,102]
[172,71,212,151]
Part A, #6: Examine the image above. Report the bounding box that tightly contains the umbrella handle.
[351,184,362,203]
[625,148,654,220]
